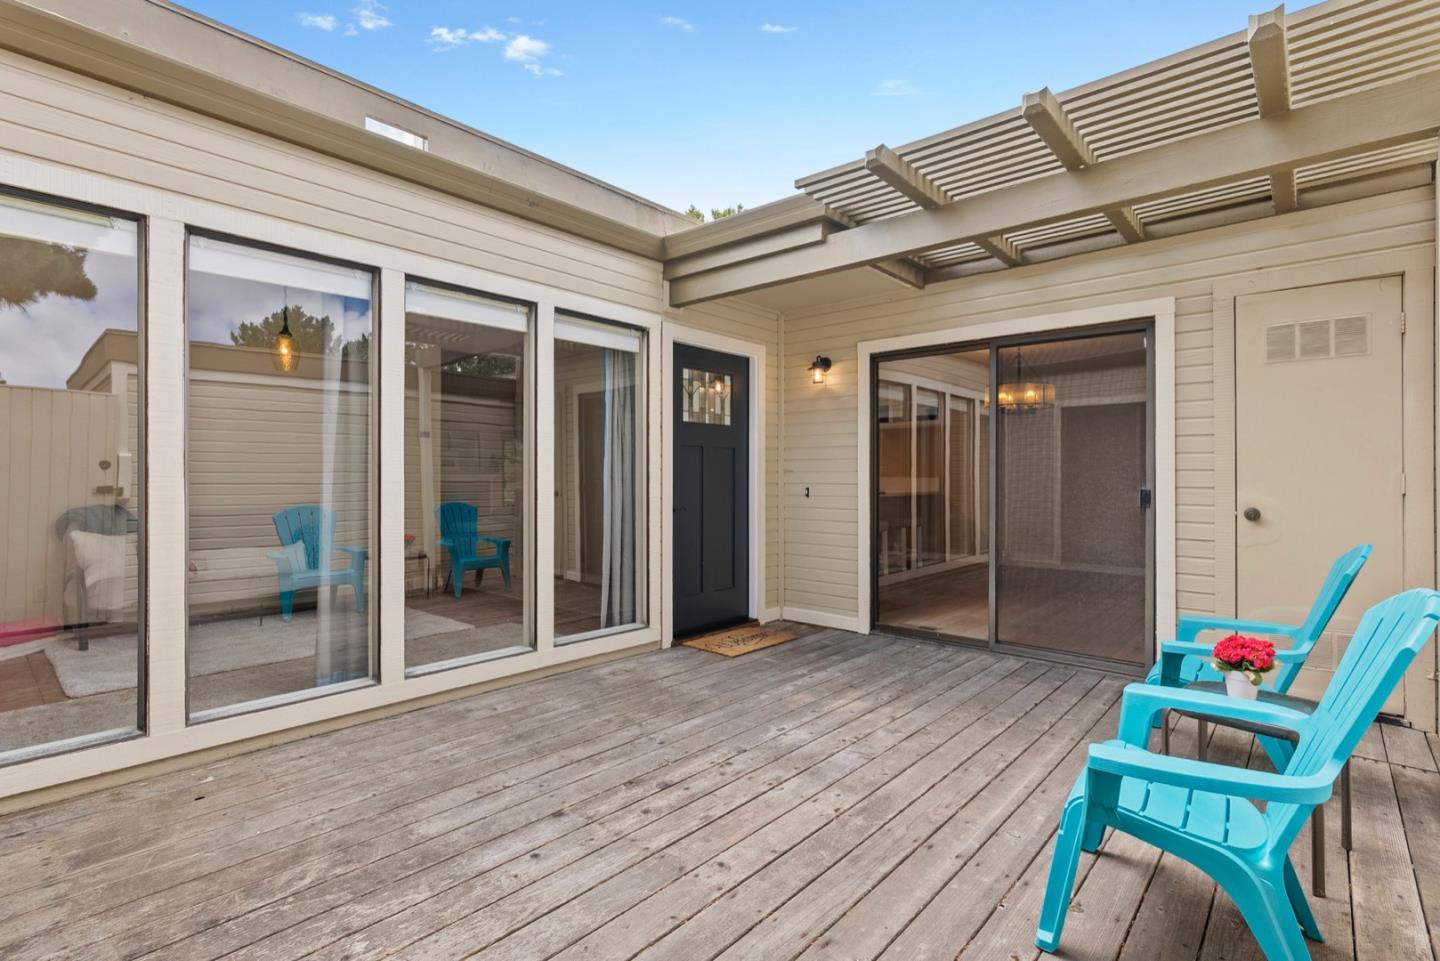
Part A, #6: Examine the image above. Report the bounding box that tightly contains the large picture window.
[0,191,143,759]
[185,235,375,718]
[404,281,532,672]
[553,314,645,641]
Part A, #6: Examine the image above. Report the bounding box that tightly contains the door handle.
[1243,507,1261,522]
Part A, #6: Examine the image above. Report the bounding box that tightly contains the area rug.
[682,624,795,657]
[45,607,474,698]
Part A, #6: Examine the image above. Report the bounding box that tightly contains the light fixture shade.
[808,355,832,385]
[997,380,1055,412]
[272,317,300,373]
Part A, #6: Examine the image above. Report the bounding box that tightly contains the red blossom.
[1212,633,1277,674]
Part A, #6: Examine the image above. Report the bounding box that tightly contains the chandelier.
[995,347,1055,413]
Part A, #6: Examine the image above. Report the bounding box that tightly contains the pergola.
[665,0,1440,306]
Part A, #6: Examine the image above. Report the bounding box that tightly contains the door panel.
[1236,276,1405,708]
[672,345,750,636]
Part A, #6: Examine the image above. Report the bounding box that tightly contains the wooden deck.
[0,630,1436,961]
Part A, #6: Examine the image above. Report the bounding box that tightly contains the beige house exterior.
[0,0,1437,810]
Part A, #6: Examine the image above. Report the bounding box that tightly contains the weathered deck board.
[0,632,1435,961]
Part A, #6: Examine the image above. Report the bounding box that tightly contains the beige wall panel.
[780,188,1436,626]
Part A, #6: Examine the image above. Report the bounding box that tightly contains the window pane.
[404,282,531,671]
[0,193,142,758]
[185,236,374,717]
[554,317,645,640]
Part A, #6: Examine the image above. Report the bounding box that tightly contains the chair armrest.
[337,546,368,570]
[477,536,511,547]
[1176,615,1301,644]
[1088,741,1332,805]
[1117,682,1310,747]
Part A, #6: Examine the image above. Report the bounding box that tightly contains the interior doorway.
[872,323,1155,669]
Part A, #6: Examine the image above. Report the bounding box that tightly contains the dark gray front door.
[673,344,750,637]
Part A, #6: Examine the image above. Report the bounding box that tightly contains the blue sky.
[181,1,1310,215]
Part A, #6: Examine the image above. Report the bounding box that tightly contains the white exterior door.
[1235,276,1405,710]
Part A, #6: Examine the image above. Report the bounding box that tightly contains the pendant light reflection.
[996,347,1053,413]
[272,309,299,373]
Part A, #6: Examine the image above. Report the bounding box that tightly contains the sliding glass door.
[873,326,1153,669]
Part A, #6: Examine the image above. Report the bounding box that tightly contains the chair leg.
[501,559,513,591]
[353,577,365,614]
[1231,873,1313,961]
[1035,796,1087,952]
[1284,856,1324,942]
[280,589,295,622]
[452,564,463,599]
[1340,760,1352,851]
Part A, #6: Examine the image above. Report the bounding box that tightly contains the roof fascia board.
[0,0,682,257]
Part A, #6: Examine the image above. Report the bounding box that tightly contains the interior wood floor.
[878,564,1147,664]
[0,630,1434,961]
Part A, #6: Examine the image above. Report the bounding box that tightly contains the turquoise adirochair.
[1147,544,1372,695]
[436,501,513,598]
[268,505,368,621]
[1035,588,1440,961]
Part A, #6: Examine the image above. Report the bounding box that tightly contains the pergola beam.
[1022,86,1144,244]
[864,144,951,209]
[1249,5,1299,215]
[667,71,1440,305]
[975,236,1022,267]
[871,258,927,289]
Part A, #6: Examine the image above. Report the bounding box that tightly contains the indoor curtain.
[600,348,637,627]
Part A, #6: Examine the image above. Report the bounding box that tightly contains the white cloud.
[759,23,796,33]
[428,25,506,49]
[343,23,358,35]
[504,34,550,62]
[352,0,390,31]
[660,16,695,32]
[524,63,563,77]
[297,12,337,30]
[874,78,920,97]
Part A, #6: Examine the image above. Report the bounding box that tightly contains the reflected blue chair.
[437,501,512,598]
[1036,588,1440,961]
[268,505,367,621]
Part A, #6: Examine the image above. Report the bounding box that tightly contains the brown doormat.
[681,624,796,657]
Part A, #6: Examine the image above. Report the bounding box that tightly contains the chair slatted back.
[1267,588,1440,844]
[1280,544,1372,691]
[437,501,478,558]
[273,505,335,572]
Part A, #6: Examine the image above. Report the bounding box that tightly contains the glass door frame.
[870,319,1156,674]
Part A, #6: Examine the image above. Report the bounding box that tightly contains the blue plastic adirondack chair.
[1149,544,1371,695]
[268,505,368,621]
[436,501,512,598]
[1036,588,1440,961]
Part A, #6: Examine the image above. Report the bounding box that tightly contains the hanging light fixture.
[272,308,300,373]
[996,347,1054,413]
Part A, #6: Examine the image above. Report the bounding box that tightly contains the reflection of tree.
[443,353,517,378]
[0,238,97,308]
[229,305,369,359]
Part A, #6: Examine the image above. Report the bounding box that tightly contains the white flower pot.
[1225,671,1258,700]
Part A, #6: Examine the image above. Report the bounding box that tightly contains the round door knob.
[1243,507,1262,522]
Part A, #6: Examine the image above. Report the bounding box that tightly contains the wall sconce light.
[808,355,832,385]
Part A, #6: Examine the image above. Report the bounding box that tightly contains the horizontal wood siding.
[780,188,1436,622]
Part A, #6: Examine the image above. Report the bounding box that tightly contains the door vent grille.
[1264,315,1370,363]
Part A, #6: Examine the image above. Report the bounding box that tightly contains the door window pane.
[680,368,732,425]
[0,192,142,758]
[875,380,912,575]
[404,282,531,671]
[553,315,645,640]
[185,235,375,717]
[915,388,945,568]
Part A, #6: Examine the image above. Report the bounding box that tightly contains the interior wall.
[779,186,1437,628]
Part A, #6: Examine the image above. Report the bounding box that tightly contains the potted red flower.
[1211,633,1276,700]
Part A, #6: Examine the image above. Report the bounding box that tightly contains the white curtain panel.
[600,348,637,627]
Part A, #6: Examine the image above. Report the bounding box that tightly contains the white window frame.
[0,155,663,798]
